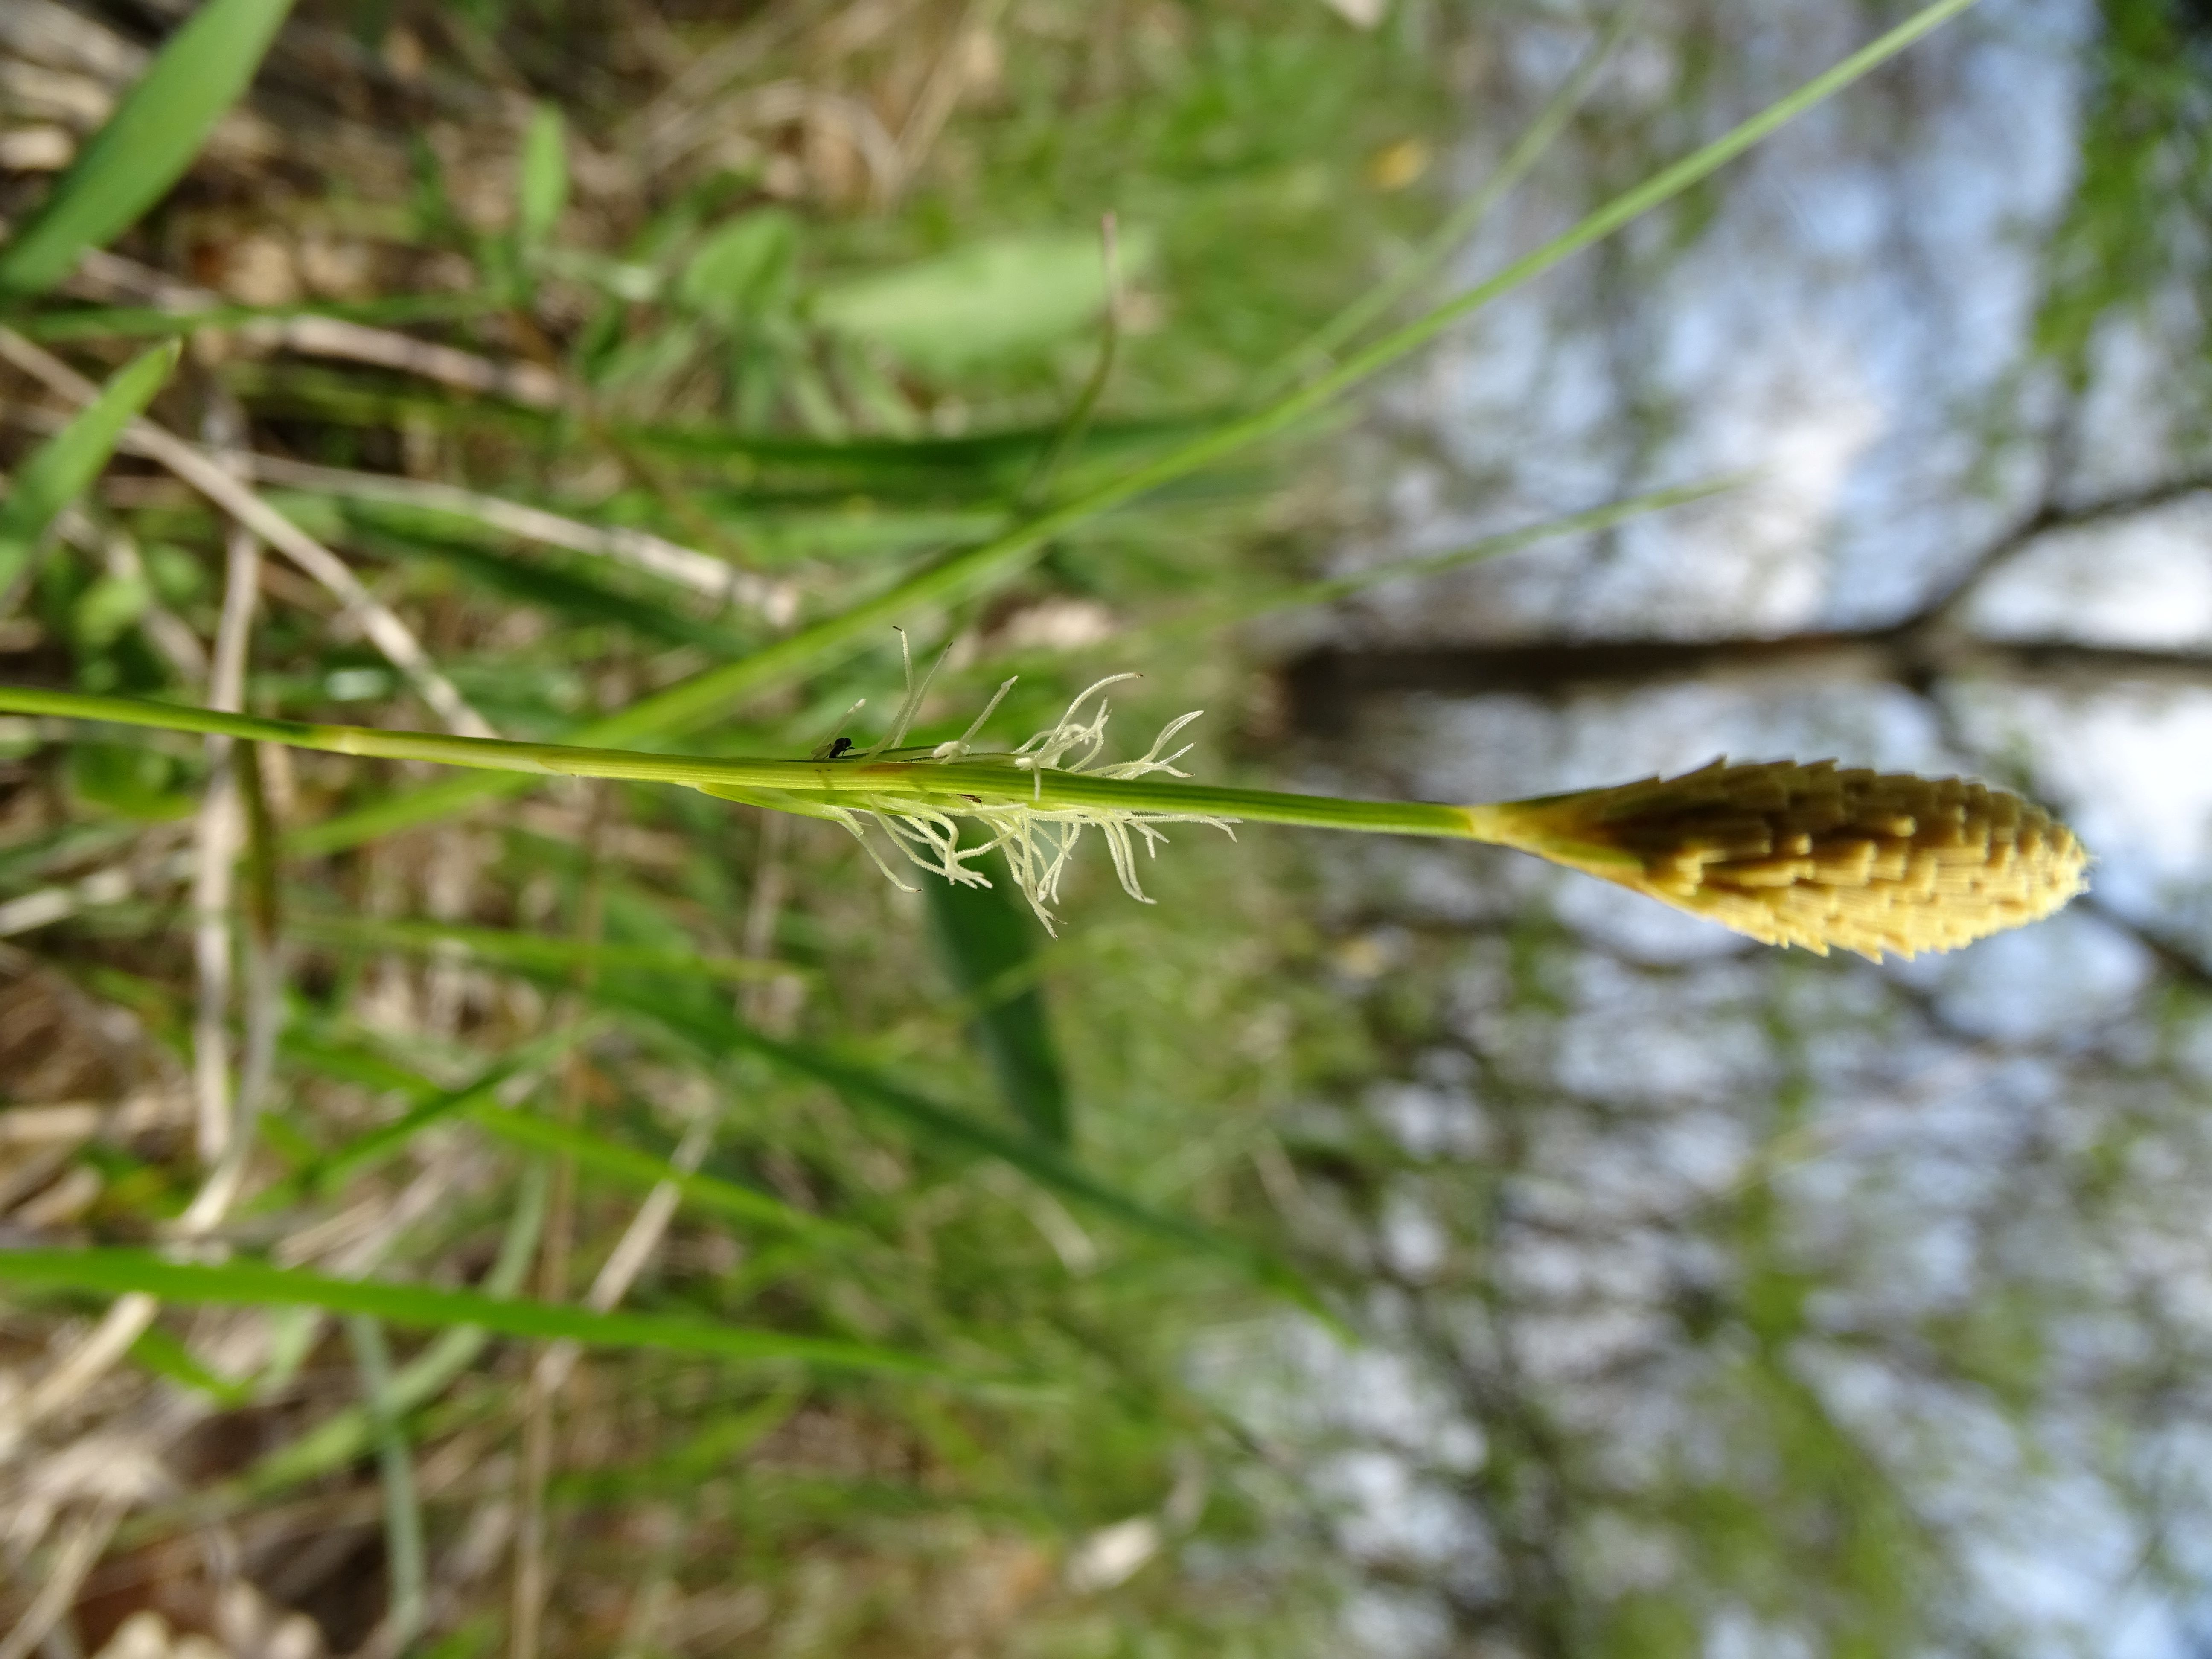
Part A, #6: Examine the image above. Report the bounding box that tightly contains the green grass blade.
[0,0,299,296]
[345,1316,427,1651]
[288,911,809,988]
[517,104,568,251]
[1146,477,1737,641]
[0,1249,951,1376]
[465,1103,841,1242]
[239,1168,547,1496]
[602,984,1314,1301]
[340,515,756,656]
[274,1026,839,1240]
[15,292,505,343]
[925,849,1070,1146]
[266,1038,567,1202]
[0,341,180,594]
[271,0,1979,857]
[129,1321,253,1406]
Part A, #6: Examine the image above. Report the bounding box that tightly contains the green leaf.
[679,212,800,326]
[240,1170,546,1496]
[925,848,1070,1145]
[69,571,151,651]
[66,742,194,821]
[343,515,754,656]
[0,0,298,296]
[287,911,809,989]
[0,340,180,596]
[813,232,1149,377]
[517,103,568,250]
[129,1321,253,1406]
[273,1028,838,1243]
[465,1103,841,1242]
[0,1249,951,1377]
[268,1027,588,1201]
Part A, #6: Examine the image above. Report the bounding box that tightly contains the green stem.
[0,683,1490,841]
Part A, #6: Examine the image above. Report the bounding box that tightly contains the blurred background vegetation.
[3,1,2211,1657]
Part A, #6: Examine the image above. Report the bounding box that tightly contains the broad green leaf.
[0,340,179,595]
[925,847,1070,1145]
[813,231,1150,377]
[679,212,800,326]
[517,103,568,249]
[0,0,298,296]
[0,1249,949,1376]
[70,571,151,649]
[66,742,194,821]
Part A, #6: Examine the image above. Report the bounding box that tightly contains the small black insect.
[825,736,855,760]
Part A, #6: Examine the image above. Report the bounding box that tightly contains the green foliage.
[814,231,1135,377]
[0,1248,952,1376]
[0,341,179,596]
[516,103,570,252]
[927,847,1072,1144]
[65,742,195,821]
[0,0,297,295]
[2035,0,2212,375]
[678,210,803,326]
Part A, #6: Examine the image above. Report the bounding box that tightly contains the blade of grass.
[0,341,180,597]
[265,1025,591,1203]
[600,983,1314,1303]
[240,1165,546,1497]
[127,1321,253,1406]
[466,1101,845,1242]
[13,291,507,343]
[0,1249,954,1376]
[1142,476,1738,641]
[925,848,1069,1146]
[273,0,1982,856]
[0,0,298,297]
[215,360,1200,483]
[1018,214,1124,509]
[340,515,759,657]
[346,1316,428,1654]
[287,911,812,988]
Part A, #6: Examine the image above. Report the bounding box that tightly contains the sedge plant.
[0,676,2088,961]
[0,0,2072,1650]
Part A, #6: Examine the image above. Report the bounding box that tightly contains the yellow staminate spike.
[1471,759,2090,961]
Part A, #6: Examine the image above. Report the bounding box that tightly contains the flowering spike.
[1470,759,2089,960]
[814,671,1233,935]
